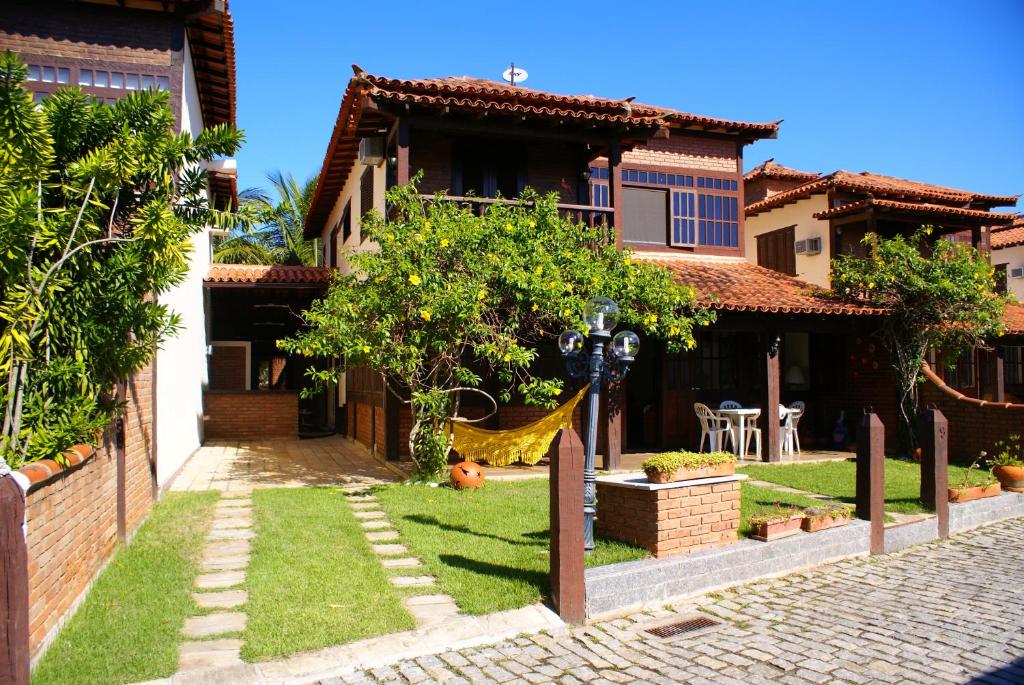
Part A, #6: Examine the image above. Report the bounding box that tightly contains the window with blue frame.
[588,166,740,248]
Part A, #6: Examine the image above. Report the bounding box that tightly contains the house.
[744,160,1024,405]
[0,0,237,486]
[303,71,919,466]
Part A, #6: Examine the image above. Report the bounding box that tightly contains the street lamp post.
[559,297,639,552]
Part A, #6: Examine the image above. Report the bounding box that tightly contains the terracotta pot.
[948,482,1001,503]
[829,515,851,528]
[801,514,832,533]
[644,462,735,484]
[992,465,1024,493]
[752,515,803,542]
[449,461,485,489]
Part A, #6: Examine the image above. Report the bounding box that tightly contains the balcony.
[417,194,614,229]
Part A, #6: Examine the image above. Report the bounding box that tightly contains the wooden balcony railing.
[417,194,614,229]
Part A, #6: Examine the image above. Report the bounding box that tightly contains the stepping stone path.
[342,486,462,628]
[178,490,254,673]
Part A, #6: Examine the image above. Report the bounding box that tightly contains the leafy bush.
[641,450,735,475]
[987,435,1024,467]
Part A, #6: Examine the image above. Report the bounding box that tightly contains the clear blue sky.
[233,0,1024,205]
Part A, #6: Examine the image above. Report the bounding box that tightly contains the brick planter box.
[595,473,744,558]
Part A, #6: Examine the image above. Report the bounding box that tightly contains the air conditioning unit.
[1011,266,1024,279]
[794,236,822,255]
[358,137,385,166]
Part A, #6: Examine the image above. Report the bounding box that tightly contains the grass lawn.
[242,487,415,661]
[738,483,824,538]
[375,478,647,615]
[739,458,988,514]
[32,491,218,685]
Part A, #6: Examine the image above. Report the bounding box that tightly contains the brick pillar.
[856,411,885,555]
[919,408,949,539]
[549,428,585,624]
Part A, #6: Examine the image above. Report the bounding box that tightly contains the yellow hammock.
[447,384,590,467]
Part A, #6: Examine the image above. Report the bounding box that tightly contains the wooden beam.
[855,411,885,554]
[608,141,623,249]
[396,121,410,186]
[549,428,586,624]
[919,408,949,539]
[760,330,781,461]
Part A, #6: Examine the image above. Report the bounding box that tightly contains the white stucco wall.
[993,244,1024,303]
[154,36,209,485]
[744,194,832,287]
[319,156,387,275]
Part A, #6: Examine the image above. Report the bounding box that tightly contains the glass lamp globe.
[610,330,640,361]
[583,296,619,335]
[558,330,584,356]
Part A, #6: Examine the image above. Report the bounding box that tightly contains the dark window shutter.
[360,168,374,243]
[756,226,796,276]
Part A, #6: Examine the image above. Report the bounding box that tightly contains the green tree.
[0,51,243,469]
[213,171,319,265]
[281,180,714,479]
[830,228,1005,453]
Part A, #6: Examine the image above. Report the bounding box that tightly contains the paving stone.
[343,517,1024,685]
[201,554,249,572]
[206,528,255,541]
[380,557,422,568]
[371,543,408,555]
[181,611,247,638]
[366,530,400,542]
[389,575,435,587]
[193,589,247,609]
[203,540,251,557]
[353,510,387,520]
[195,570,245,589]
[360,520,392,530]
[178,638,243,671]
[210,516,252,530]
[350,502,381,510]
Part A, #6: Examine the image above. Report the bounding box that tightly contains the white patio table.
[715,407,762,458]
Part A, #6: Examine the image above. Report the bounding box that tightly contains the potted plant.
[750,502,802,541]
[988,436,1024,493]
[948,454,1001,503]
[800,507,833,533]
[642,451,736,484]
[826,504,854,528]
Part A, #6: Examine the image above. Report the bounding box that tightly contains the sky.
[232,0,1024,204]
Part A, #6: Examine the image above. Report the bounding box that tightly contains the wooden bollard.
[855,411,885,555]
[919,408,950,539]
[549,427,585,624]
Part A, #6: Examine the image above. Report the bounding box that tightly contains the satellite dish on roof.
[502,63,528,86]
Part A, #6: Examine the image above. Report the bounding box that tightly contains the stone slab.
[210,517,252,530]
[390,575,435,587]
[201,555,249,572]
[346,495,378,502]
[193,590,247,609]
[195,571,245,590]
[883,516,939,554]
[172,663,261,685]
[381,557,421,568]
[365,530,399,542]
[181,612,247,638]
[371,543,408,555]
[950,492,1024,533]
[178,639,243,672]
[203,541,251,557]
[349,502,381,510]
[360,520,392,530]
[403,594,460,626]
[206,529,255,541]
[353,510,386,520]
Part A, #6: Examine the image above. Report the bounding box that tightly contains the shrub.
[641,450,735,475]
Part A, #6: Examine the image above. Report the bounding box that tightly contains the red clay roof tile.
[812,198,1016,224]
[205,264,333,285]
[1005,303,1024,335]
[992,217,1024,249]
[640,255,882,316]
[744,159,820,182]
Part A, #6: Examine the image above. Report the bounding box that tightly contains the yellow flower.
[649,314,658,323]
[686,339,696,349]
[440,238,449,248]
[386,233,395,242]
[669,326,679,336]
[531,303,539,312]
[408,274,421,285]
[527,220,536,229]
[424,220,431,230]
[535,265,543,275]
[362,345,371,354]
[562,308,571,317]
[477,290,486,300]
[624,257,632,266]
[868,282,875,289]
[503,353,511,362]
[553,387,562,395]
[505,222,514,231]
[420,309,431,321]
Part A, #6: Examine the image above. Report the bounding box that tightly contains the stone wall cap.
[596,472,747,491]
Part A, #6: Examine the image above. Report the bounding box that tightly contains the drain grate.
[644,615,720,638]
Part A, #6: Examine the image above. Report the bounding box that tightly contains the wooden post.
[919,408,949,539]
[760,331,781,462]
[396,121,410,186]
[549,427,586,624]
[855,411,885,554]
[607,142,623,249]
[599,382,622,471]
[0,475,30,684]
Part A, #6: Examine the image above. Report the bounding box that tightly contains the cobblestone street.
[326,518,1024,685]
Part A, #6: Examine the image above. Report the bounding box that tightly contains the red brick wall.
[596,480,740,558]
[354,401,374,450]
[622,136,737,173]
[24,368,156,660]
[208,346,247,390]
[744,177,811,205]
[921,381,1024,463]
[203,391,297,439]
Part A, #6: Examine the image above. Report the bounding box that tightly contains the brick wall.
[921,382,1024,463]
[744,177,810,205]
[596,479,740,558]
[623,136,737,173]
[354,400,374,450]
[23,367,156,661]
[203,391,297,439]
[208,346,246,390]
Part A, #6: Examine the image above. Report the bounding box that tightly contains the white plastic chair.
[779,405,798,457]
[694,403,731,453]
[787,401,805,455]
[719,400,741,410]
[741,408,762,458]
[718,401,742,453]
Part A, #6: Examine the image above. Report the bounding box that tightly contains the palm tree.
[214,171,320,265]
